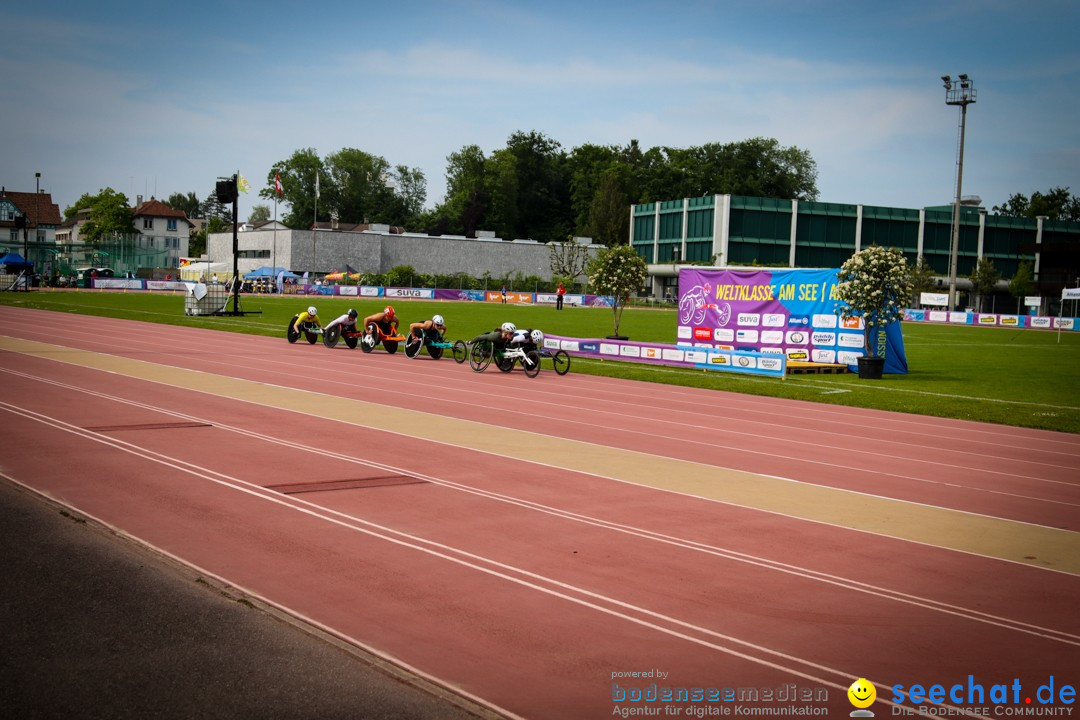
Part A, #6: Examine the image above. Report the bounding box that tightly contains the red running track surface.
[1,306,1078,719]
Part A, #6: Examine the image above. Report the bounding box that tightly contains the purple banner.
[677,267,908,373]
[545,335,785,377]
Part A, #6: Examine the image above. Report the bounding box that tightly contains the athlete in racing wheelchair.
[405,314,450,359]
[360,305,405,354]
[287,306,323,344]
[322,308,361,348]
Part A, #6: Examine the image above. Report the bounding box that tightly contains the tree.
[248,204,271,224]
[587,244,648,338]
[440,144,489,235]
[165,192,202,219]
[549,241,590,286]
[584,172,630,246]
[992,187,1080,221]
[1008,260,1035,314]
[502,130,572,241]
[74,188,135,244]
[908,255,937,306]
[968,257,1002,312]
[261,148,325,228]
[200,190,234,223]
[836,246,913,358]
[386,164,427,226]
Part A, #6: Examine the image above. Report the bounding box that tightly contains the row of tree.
[255,132,821,245]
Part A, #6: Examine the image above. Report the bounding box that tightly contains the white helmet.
[501,322,517,334]
[432,314,445,327]
[307,306,317,316]
[530,329,544,345]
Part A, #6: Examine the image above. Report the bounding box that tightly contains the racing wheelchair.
[360,322,407,354]
[286,315,322,344]
[403,328,468,363]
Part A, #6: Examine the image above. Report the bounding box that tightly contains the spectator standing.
[556,282,566,310]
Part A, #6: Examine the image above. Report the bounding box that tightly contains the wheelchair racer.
[291,306,321,334]
[324,308,359,334]
[509,327,544,349]
[408,314,447,344]
[363,305,399,340]
[470,322,516,351]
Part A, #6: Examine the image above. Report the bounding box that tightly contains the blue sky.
[3,0,1078,224]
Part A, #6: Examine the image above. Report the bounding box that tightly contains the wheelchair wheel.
[323,324,341,348]
[429,345,444,360]
[552,349,570,376]
[452,340,467,363]
[523,350,542,378]
[305,330,318,344]
[404,334,422,358]
[495,354,514,373]
[383,340,399,354]
[344,334,358,349]
[360,324,377,353]
[286,316,300,343]
[469,342,492,372]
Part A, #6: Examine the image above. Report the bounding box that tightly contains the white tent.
[179,261,229,281]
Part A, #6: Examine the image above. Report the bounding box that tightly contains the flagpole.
[312,170,318,277]
[273,192,278,292]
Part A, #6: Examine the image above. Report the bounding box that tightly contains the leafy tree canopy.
[248,204,271,224]
[68,188,134,244]
[165,192,202,219]
[260,148,426,230]
[992,187,1080,221]
[266,132,818,243]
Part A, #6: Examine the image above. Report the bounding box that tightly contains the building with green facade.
[631,195,1080,312]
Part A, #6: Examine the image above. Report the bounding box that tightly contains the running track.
[2,306,1078,719]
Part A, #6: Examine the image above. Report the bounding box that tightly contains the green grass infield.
[2,288,1078,434]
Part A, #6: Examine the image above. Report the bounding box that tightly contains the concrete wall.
[208,229,600,280]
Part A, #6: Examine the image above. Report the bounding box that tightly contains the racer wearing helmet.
[324,307,360,334]
[509,327,544,348]
[292,306,321,334]
[470,321,517,350]
[408,313,448,342]
[362,305,400,340]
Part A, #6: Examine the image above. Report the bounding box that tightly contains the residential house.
[132,196,192,268]
[0,186,62,256]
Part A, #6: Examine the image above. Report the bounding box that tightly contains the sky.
[3,0,1078,225]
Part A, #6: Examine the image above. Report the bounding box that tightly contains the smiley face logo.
[848,678,876,709]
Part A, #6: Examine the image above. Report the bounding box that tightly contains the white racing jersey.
[324,313,357,331]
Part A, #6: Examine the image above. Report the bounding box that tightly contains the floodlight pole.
[943,74,976,312]
[231,174,241,314]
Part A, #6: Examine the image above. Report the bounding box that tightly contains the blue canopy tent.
[0,252,34,271]
[242,266,298,280]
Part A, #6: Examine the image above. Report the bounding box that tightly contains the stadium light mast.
[943,74,976,311]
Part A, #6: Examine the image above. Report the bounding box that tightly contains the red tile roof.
[133,198,191,223]
[0,190,63,227]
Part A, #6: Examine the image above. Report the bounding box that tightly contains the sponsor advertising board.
[677,268,909,374]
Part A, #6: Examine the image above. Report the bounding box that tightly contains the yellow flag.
[237,175,251,193]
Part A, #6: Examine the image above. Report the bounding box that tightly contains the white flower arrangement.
[835,245,914,357]
[587,244,649,337]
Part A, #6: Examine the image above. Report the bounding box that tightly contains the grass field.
[2,288,1078,434]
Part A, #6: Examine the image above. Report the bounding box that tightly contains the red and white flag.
[274,173,283,196]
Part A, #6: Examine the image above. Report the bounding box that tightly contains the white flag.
[315,171,320,199]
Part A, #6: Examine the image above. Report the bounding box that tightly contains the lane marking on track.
[0,402,987,718]
[3,335,1080,574]
[5,365,1079,647]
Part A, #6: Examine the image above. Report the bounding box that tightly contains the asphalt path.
[0,478,487,720]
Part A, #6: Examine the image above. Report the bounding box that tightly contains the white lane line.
[0,400,980,717]
[4,365,1079,647]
